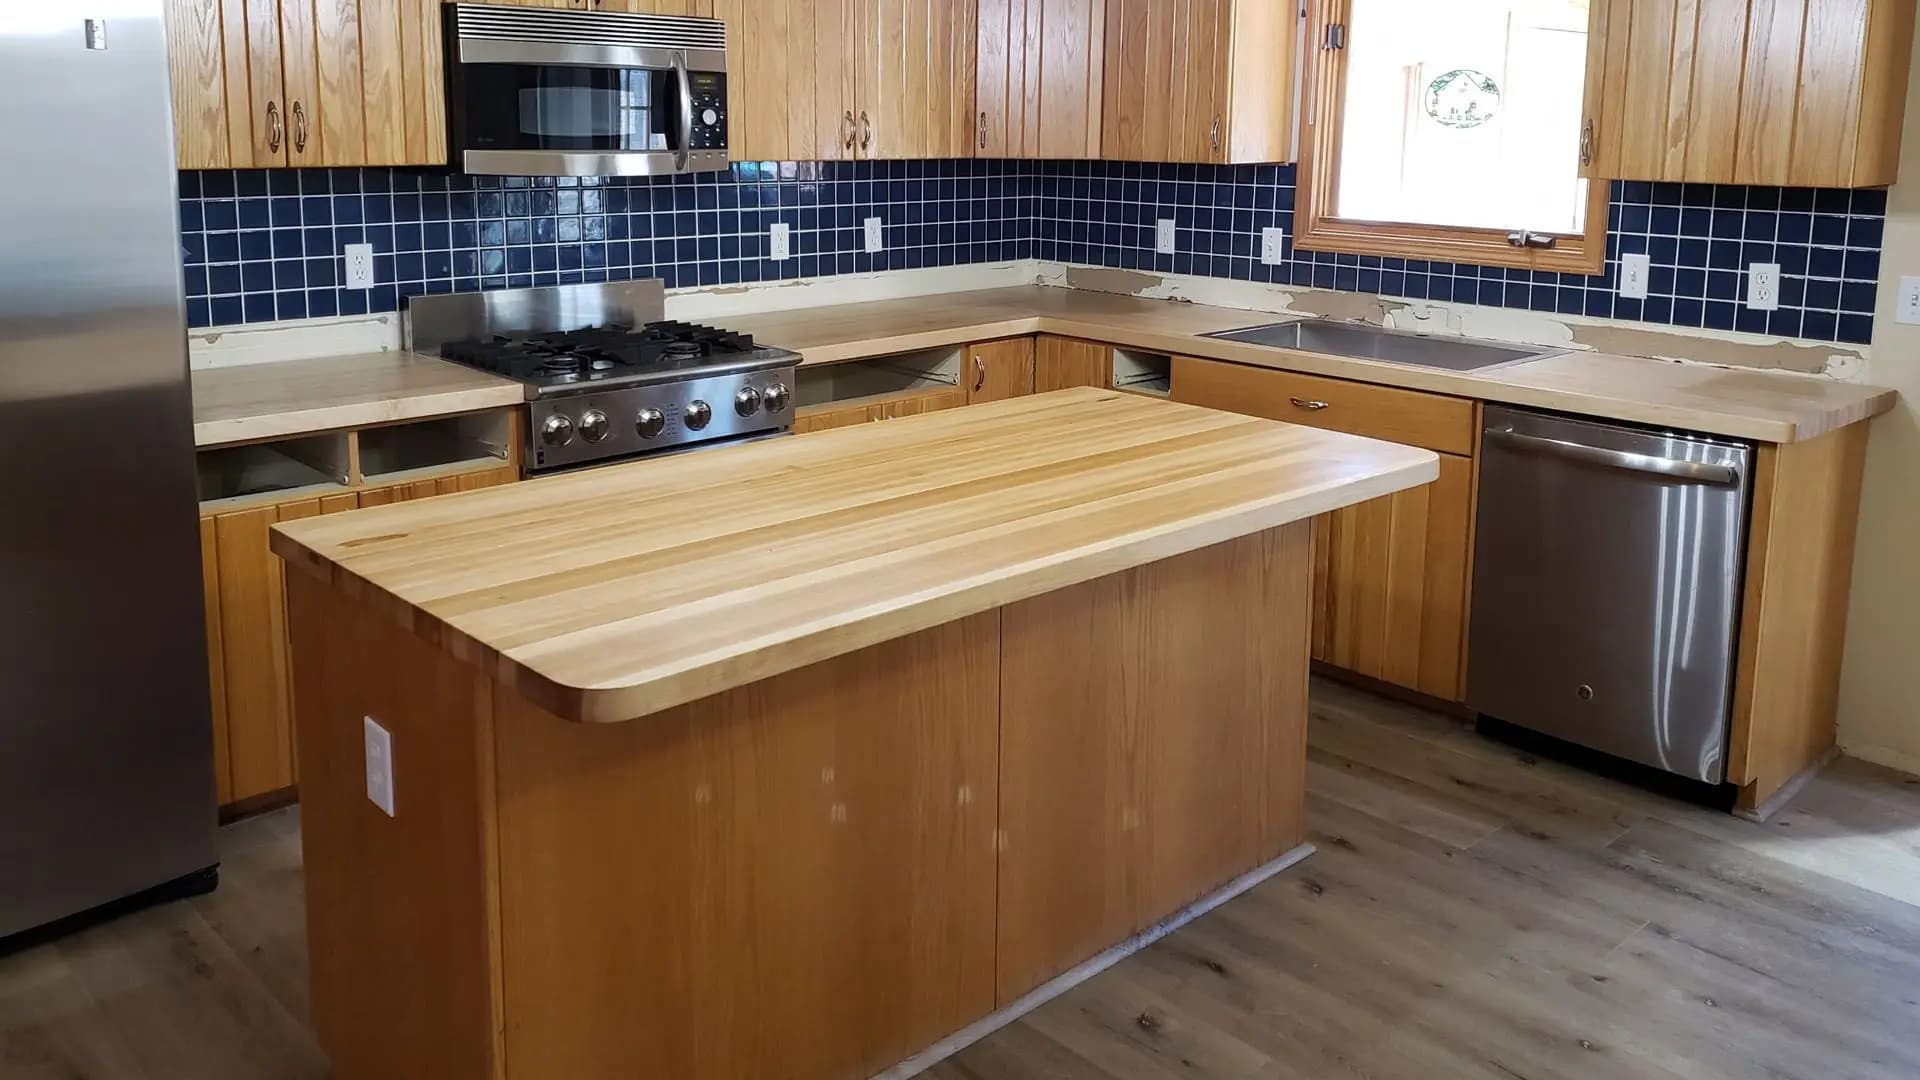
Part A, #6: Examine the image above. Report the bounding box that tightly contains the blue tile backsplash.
[178,160,1884,346]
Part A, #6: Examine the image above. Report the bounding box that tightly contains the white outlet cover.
[1260,227,1286,265]
[864,217,884,253]
[1899,275,1920,325]
[768,222,790,261]
[1746,262,1781,311]
[1618,252,1650,300]
[363,716,395,817]
[1155,218,1177,255]
[342,242,376,289]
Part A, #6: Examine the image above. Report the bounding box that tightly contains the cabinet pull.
[842,110,855,151]
[859,110,872,152]
[979,110,987,150]
[291,100,308,154]
[973,354,986,393]
[266,100,282,152]
[1289,397,1329,411]
[1579,116,1594,167]
[1209,115,1221,152]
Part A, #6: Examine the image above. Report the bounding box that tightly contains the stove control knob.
[684,400,713,431]
[634,407,666,439]
[578,409,610,443]
[540,413,576,447]
[762,382,791,412]
[734,386,762,417]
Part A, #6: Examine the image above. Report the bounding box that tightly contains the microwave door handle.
[671,52,694,171]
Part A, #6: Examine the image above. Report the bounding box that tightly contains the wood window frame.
[1293,0,1610,276]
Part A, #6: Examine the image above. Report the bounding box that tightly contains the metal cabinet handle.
[1485,428,1739,485]
[859,110,872,152]
[1579,117,1594,167]
[979,110,987,150]
[973,354,986,392]
[291,100,308,153]
[843,110,855,151]
[1289,397,1329,411]
[1209,115,1221,152]
[266,100,282,152]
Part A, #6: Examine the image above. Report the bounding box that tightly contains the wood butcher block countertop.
[721,286,1897,443]
[270,388,1437,724]
[192,351,524,448]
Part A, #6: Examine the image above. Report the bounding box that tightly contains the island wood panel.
[491,613,999,1079]
[1727,421,1871,812]
[1034,335,1113,392]
[1309,454,1473,701]
[976,0,1105,157]
[285,571,505,1080]
[1169,356,1476,457]
[965,335,1038,402]
[996,526,1311,1003]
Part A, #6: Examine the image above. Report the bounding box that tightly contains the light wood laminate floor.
[5,678,1918,1079]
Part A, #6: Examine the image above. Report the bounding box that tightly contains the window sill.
[1291,215,1606,276]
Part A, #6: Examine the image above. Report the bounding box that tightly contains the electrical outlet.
[1900,276,1920,325]
[864,216,884,253]
[363,716,395,817]
[342,242,375,289]
[1156,218,1177,255]
[1619,253,1650,300]
[769,222,790,261]
[1747,262,1781,311]
[1261,227,1286,265]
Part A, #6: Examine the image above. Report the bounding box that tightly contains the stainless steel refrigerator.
[0,3,219,939]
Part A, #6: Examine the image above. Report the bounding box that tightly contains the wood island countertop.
[720,285,1897,443]
[269,388,1436,723]
[192,351,524,448]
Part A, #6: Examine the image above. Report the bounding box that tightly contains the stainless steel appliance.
[1,4,218,938]
[409,281,796,473]
[444,3,730,177]
[1467,406,1753,783]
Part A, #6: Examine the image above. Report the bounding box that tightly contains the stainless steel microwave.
[443,3,730,177]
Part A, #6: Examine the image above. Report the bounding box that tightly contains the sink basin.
[1205,320,1558,372]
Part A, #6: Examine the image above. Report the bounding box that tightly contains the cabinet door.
[1103,0,1223,162]
[164,0,257,168]
[1311,454,1473,700]
[242,0,292,165]
[199,516,232,805]
[357,0,450,165]
[721,0,855,161]
[214,500,313,801]
[1034,335,1111,393]
[978,0,1105,157]
[964,337,1036,403]
[856,0,977,157]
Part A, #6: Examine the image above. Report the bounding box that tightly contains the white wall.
[1838,26,1920,774]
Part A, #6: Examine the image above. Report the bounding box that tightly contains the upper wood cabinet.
[165,0,447,169]
[976,0,1106,157]
[1587,0,1917,186]
[1101,0,1297,164]
[724,0,975,161]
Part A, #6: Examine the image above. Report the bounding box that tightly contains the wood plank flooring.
[4,677,1917,1079]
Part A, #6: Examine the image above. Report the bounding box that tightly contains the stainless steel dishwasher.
[1467,406,1753,783]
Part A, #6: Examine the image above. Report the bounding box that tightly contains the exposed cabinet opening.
[357,412,514,484]
[795,349,964,409]
[1112,350,1171,397]
[197,434,351,506]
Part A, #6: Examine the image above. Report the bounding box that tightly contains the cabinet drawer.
[1170,356,1476,456]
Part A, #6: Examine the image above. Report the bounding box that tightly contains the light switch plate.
[1618,253,1650,299]
[1899,276,1920,325]
[342,242,375,289]
[363,716,395,817]
[1156,218,1177,255]
[768,222,790,261]
[864,217,884,253]
[1260,227,1286,265]
[1747,262,1781,311]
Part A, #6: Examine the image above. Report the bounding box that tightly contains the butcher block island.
[269,388,1436,1080]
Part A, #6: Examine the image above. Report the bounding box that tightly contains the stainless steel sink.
[1205,320,1558,372]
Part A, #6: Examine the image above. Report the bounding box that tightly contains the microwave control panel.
[689,72,728,152]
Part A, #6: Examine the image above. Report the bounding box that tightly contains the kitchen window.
[1296,0,1609,274]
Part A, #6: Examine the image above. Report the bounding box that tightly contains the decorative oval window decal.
[1425,68,1501,129]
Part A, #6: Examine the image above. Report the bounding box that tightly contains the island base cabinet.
[285,526,1315,1079]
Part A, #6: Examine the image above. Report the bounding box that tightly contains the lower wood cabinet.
[1171,355,1477,701]
[200,461,518,810]
[965,336,1038,403]
[1034,335,1113,392]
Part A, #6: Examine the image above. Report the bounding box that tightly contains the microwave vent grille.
[451,4,727,52]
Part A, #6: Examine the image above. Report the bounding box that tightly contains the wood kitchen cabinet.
[1586,0,1917,185]
[1100,0,1297,163]
[1034,335,1113,392]
[163,0,447,169]
[976,0,1105,157]
[964,336,1038,403]
[1171,355,1477,701]
[725,0,976,160]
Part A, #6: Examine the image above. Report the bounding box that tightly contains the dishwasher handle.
[1485,427,1740,486]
